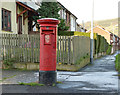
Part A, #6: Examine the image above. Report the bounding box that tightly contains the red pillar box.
[37,18,60,85]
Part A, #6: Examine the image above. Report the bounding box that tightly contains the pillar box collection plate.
[37,18,60,86]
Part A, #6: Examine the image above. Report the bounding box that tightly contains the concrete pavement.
[1,51,120,94]
[57,51,120,94]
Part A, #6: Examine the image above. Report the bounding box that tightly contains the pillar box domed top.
[37,18,60,26]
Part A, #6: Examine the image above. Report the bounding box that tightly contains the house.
[87,25,120,51]
[0,1,85,34]
[76,23,87,32]
[0,0,39,34]
[58,2,78,31]
[58,2,87,32]
[76,23,81,32]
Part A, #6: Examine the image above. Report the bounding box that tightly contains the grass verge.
[115,54,120,72]
[18,82,44,86]
[18,81,63,86]
[0,75,17,82]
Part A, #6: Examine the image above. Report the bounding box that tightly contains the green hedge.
[58,31,74,36]
[115,54,120,71]
[94,34,109,54]
[99,37,105,53]
[74,32,97,39]
[58,31,97,39]
[106,45,112,55]
[95,35,100,53]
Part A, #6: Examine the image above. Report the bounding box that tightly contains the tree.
[58,19,69,32]
[32,1,69,32]
[37,1,61,19]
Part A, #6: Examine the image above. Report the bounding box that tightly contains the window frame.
[2,8,11,32]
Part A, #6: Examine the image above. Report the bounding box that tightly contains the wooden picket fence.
[57,36,90,64]
[57,36,73,64]
[0,34,90,64]
[0,34,40,63]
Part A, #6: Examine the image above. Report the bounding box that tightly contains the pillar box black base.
[39,71,56,86]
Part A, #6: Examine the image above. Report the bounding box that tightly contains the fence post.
[59,36,62,63]
[72,36,75,64]
[57,36,59,64]
[2,34,4,60]
[62,36,65,64]
[68,36,71,65]
[0,34,2,61]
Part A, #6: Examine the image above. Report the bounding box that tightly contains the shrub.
[58,31,74,36]
[3,58,16,67]
[74,32,97,40]
[94,34,109,54]
[115,54,120,71]
[106,45,112,55]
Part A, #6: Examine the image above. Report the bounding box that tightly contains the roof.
[87,26,111,34]
[87,25,120,38]
[57,2,78,19]
[16,0,37,12]
[96,25,119,37]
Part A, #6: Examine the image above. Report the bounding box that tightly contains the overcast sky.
[57,0,120,24]
[1,0,120,23]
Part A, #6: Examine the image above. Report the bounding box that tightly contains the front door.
[18,16,22,34]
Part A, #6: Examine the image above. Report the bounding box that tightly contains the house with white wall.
[58,2,78,31]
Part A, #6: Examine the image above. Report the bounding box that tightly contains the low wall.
[57,57,90,71]
[2,63,39,70]
[2,57,90,71]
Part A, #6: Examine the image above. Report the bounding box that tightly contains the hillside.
[84,18,118,36]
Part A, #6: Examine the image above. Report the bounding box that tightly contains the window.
[62,9,64,19]
[2,8,11,31]
[58,10,60,15]
[62,10,66,20]
[73,19,75,27]
[33,21,36,31]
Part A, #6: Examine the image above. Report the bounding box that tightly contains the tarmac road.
[1,51,120,95]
